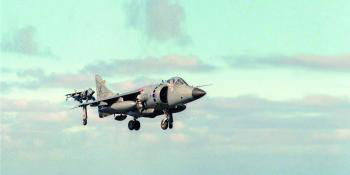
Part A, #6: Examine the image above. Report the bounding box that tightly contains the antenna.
[195,84,212,88]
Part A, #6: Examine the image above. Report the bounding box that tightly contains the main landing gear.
[128,119,140,131]
[161,111,173,130]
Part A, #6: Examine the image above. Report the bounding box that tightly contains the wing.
[76,89,141,107]
[76,75,143,108]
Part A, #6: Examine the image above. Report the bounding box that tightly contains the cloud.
[1,68,155,92]
[110,77,160,92]
[0,97,71,123]
[1,69,156,92]
[0,26,54,56]
[0,97,62,113]
[125,0,190,43]
[169,133,188,142]
[311,129,350,141]
[63,126,96,134]
[0,67,12,73]
[16,69,45,78]
[227,54,350,72]
[2,94,348,131]
[188,95,350,129]
[1,69,95,92]
[40,73,94,89]
[1,54,215,92]
[178,95,350,157]
[82,55,215,76]
[140,132,158,143]
[1,94,350,175]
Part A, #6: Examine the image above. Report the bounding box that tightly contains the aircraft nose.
[192,88,206,99]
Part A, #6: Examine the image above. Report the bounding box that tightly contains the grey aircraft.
[66,75,206,130]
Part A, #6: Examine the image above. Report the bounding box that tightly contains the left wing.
[76,89,141,108]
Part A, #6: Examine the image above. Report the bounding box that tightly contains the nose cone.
[192,88,206,99]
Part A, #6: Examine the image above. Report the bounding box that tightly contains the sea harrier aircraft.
[66,75,206,130]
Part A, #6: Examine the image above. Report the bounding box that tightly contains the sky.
[0,0,350,174]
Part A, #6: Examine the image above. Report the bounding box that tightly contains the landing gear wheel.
[115,114,127,121]
[161,119,168,130]
[134,120,140,131]
[169,122,173,129]
[83,119,87,125]
[128,120,140,131]
[128,120,134,130]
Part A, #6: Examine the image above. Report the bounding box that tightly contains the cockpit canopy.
[166,77,188,85]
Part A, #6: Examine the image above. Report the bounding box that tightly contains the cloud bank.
[228,54,350,72]
[2,94,350,175]
[1,54,214,92]
[0,26,53,57]
[1,69,94,92]
[82,54,215,76]
[125,0,190,43]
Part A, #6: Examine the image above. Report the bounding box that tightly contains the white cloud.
[140,132,158,143]
[0,26,54,56]
[169,133,188,142]
[33,111,70,122]
[311,128,350,141]
[63,126,96,134]
[335,129,350,140]
[0,98,71,122]
[125,0,190,43]
[228,54,350,72]
[174,120,185,130]
[82,54,215,76]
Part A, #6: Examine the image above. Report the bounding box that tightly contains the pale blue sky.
[1,0,350,175]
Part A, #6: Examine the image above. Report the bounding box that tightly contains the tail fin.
[95,74,114,100]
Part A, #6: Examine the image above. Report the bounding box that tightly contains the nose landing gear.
[161,111,173,130]
[161,119,168,130]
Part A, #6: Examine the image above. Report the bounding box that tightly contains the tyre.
[161,119,168,130]
[134,120,140,131]
[83,119,87,125]
[128,120,134,130]
[115,114,127,121]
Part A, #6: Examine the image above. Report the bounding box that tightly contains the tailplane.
[95,74,114,100]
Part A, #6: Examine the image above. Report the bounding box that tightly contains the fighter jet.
[66,75,206,130]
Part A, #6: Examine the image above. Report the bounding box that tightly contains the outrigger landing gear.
[128,119,141,131]
[161,111,173,130]
[82,106,88,126]
[83,119,87,125]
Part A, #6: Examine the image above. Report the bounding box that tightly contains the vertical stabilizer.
[95,74,114,100]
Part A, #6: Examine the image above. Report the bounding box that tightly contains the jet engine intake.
[144,84,169,108]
